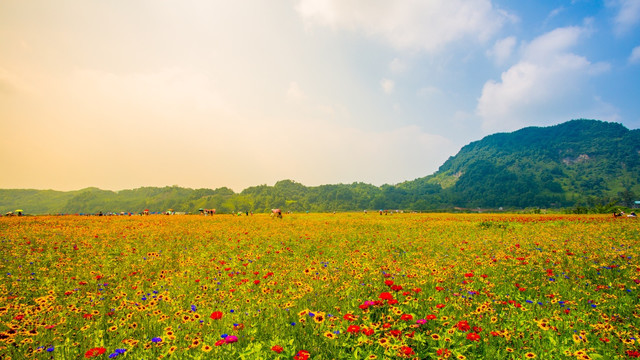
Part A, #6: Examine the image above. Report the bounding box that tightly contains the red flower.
[628,350,640,358]
[426,314,437,320]
[385,280,394,286]
[362,328,374,336]
[388,299,399,305]
[436,303,445,309]
[379,292,393,300]
[347,325,361,333]
[214,339,225,346]
[84,347,106,358]
[400,314,413,321]
[210,311,223,320]
[473,326,483,333]
[389,329,402,338]
[343,313,356,321]
[437,348,452,357]
[253,280,260,285]
[294,350,310,360]
[435,286,444,291]
[400,346,415,355]
[271,345,284,353]
[464,273,474,277]
[413,288,421,293]
[466,332,481,341]
[456,320,470,332]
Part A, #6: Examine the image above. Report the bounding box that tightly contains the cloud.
[609,0,640,35]
[476,26,610,133]
[630,45,640,63]
[295,0,515,52]
[380,78,395,94]
[548,7,565,19]
[486,36,517,65]
[286,81,306,101]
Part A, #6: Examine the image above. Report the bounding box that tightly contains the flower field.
[1,213,639,359]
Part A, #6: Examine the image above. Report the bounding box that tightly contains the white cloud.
[486,36,517,65]
[286,81,306,101]
[610,0,640,35]
[522,26,584,62]
[380,78,395,94]
[476,25,610,133]
[295,0,515,52]
[630,45,640,63]
[548,7,565,19]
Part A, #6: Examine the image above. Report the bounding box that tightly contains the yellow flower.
[313,312,326,323]
[323,331,337,339]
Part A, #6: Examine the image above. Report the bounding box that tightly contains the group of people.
[614,210,637,218]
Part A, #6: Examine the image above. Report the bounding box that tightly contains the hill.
[1,119,638,214]
[401,119,640,208]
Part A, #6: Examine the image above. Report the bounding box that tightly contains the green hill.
[2,119,638,214]
[411,119,640,208]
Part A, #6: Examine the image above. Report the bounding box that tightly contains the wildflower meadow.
[0,213,639,359]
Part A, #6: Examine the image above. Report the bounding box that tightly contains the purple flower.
[225,335,238,343]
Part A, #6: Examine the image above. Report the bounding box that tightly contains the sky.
[1,0,639,192]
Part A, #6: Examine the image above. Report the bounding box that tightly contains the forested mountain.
[2,119,638,214]
[409,119,640,209]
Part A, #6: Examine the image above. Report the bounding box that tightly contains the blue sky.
[1,0,639,191]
